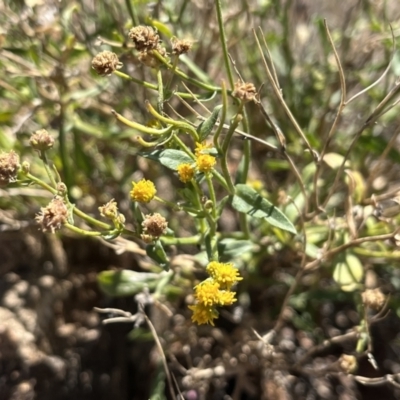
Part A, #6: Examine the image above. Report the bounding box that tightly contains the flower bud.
[29,129,54,151]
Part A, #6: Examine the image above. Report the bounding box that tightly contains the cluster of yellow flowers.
[189,261,242,325]
[177,141,216,183]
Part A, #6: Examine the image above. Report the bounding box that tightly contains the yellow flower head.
[130,179,156,203]
[217,290,237,306]
[206,261,243,290]
[177,163,195,183]
[195,141,213,157]
[196,154,216,173]
[188,303,219,326]
[194,280,220,306]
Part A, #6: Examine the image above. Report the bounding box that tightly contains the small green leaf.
[232,184,297,234]
[97,270,160,297]
[146,241,169,270]
[333,253,364,292]
[218,239,255,261]
[197,105,222,141]
[139,149,193,170]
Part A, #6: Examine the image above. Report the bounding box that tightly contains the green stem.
[161,235,202,246]
[25,173,58,194]
[39,152,57,188]
[156,69,164,115]
[220,105,244,194]
[151,51,221,93]
[72,207,112,230]
[215,0,234,90]
[64,223,104,236]
[146,101,199,141]
[237,108,251,239]
[59,103,72,197]
[124,0,139,26]
[165,55,179,91]
[113,70,213,99]
[113,70,158,90]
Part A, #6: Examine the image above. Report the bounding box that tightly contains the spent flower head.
[92,51,123,76]
[129,25,160,51]
[29,129,55,151]
[232,80,257,103]
[362,288,386,310]
[0,150,20,186]
[177,163,195,183]
[171,37,194,55]
[130,179,156,203]
[99,199,125,226]
[142,213,168,238]
[35,196,68,233]
[206,261,243,290]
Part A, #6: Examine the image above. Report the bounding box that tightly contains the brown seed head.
[0,150,20,186]
[30,129,55,151]
[171,38,193,55]
[92,51,123,76]
[142,213,168,238]
[362,288,386,310]
[99,199,125,225]
[35,197,68,233]
[338,354,358,374]
[232,80,257,103]
[129,25,160,51]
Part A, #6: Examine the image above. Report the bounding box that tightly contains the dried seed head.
[0,150,20,186]
[92,51,123,76]
[232,80,257,103]
[99,199,125,225]
[138,44,167,68]
[362,288,386,310]
[35,197,68,233]
[171,38,193,55]
[29,129,55,151]
[99,199,119,220]
[129,25,160,51]
[338,354,358,374]
[142,213,168,238]
[138,50,159,68]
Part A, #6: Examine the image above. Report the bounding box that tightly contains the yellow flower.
[177,163,195,183]
[195,141,213,156]
[130,179,156,203]
[196,154,216,173]
[194,280,220,306]
[217,290,237,306]
[206,261,243,290]
[188,303,219,326]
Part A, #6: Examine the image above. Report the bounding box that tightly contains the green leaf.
[146,241,169,270]
[232,184,297,234]
[218,239,255,261]
[197,105,222,141]
[333,253,364,292]
[97,270,160,297]
[139,149,193,170]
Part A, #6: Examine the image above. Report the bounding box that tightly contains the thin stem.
[39,152,57,188]
[215,0,234,90]
[156,69,164,115]
[124,0,139,26]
